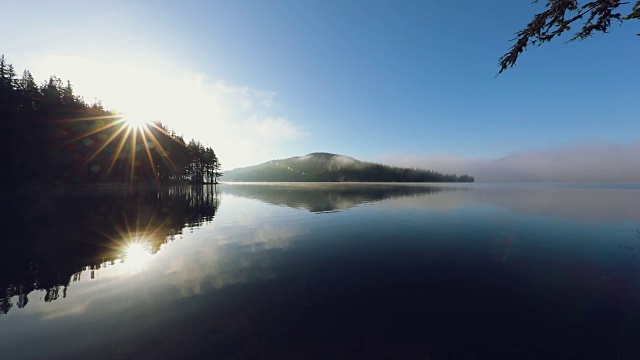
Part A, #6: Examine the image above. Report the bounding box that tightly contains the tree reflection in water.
[0,185,220,315]
[222,183,454,213]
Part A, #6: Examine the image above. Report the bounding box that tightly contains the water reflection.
[0,185,220,315]
[461,185,640,223]
[221,183,453,212]
[2,183,640,359]
[223,182,640,223]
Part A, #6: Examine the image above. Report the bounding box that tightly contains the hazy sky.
[2,0,638,180]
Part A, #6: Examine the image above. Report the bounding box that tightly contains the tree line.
[224,153,474,182]
[239,163,474,182]
[0,54,221,186]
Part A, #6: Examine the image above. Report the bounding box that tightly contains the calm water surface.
[1,183,640,359]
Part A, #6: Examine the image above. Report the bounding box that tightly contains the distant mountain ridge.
[224,152,474,182]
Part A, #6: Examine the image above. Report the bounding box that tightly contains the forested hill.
[224,152,474,182]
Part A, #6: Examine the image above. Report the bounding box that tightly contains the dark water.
[1,183,640,359]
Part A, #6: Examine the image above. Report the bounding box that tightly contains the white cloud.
[245,116,309,140]
[379,140,640,182]
[18,53,308,170]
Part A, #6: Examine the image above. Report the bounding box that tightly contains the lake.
[1,183,640,359]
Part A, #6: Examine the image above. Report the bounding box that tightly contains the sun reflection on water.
[121,239,152,272]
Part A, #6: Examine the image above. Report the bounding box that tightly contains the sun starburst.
[54,112,180,184]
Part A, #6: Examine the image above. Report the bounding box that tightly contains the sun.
[122,114,148,129]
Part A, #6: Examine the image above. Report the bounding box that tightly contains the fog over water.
[382,140,640,182]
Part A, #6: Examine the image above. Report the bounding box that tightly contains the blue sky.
[2,0,639,180]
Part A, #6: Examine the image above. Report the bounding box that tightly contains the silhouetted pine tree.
[0,54,221,186]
